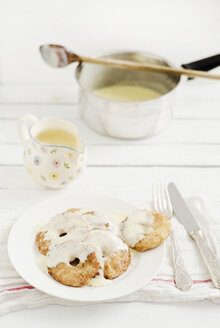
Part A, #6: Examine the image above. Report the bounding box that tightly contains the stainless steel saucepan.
[75,52,220,139]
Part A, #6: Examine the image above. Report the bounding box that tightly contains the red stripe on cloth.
[152,278,175,283]
[0,286,35,294]
[0,279,213,294]
[152,278,212,284]
[193,279,212,284]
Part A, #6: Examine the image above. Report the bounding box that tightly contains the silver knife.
[168,182,220,289]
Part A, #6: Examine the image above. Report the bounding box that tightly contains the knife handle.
[170,230,193,291]
[190,230,220,289]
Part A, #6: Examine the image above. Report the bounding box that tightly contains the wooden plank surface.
[1,166,220,208]
[1,118,220,145]
[0,143,220,167]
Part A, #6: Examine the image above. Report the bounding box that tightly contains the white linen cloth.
[1,197,220,315]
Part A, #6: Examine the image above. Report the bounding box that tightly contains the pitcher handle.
[19,114,38,143]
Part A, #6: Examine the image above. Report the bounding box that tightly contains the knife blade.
[167,182,199,234]
[168,182,220,289]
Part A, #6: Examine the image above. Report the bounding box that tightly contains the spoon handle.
[80,55,220,80]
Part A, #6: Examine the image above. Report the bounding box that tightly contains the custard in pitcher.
[36,129,78,148]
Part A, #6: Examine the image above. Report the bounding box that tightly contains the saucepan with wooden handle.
[40,45,220,139]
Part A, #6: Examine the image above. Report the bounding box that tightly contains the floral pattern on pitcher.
[20,115,87,189]
[23,141,86,188]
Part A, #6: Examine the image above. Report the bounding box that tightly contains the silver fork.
[152,182,193,291]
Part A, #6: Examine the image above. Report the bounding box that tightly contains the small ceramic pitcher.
[19,114,87,189]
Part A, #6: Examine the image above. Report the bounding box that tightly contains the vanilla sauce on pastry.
[37,210,120,253]
[37,254,48,273]
[87,273,112,287]
[47,241,94,268]
[81,211,119,235]
[36,210,149,287]
[121,210,154,247]
[40,212,91,249]
[87,230,128,268]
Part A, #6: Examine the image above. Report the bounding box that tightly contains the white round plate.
[8,193,164,302]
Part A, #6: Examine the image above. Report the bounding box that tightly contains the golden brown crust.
[36,232,50,255]
[104,249,131,279]
[133,211,170,252]
[65,208,81,213]
[48,252,101,287]
[83,211,94,215]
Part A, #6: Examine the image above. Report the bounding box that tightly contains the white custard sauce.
[121,210,154,247]
[37,254,48,274]
[87,270,112,287]
[87,230,128,268]
[47,241,94,268]
[42,212,90,249]
[36,210,139,287]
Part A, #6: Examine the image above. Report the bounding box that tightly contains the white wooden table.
[0,81,220,326]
